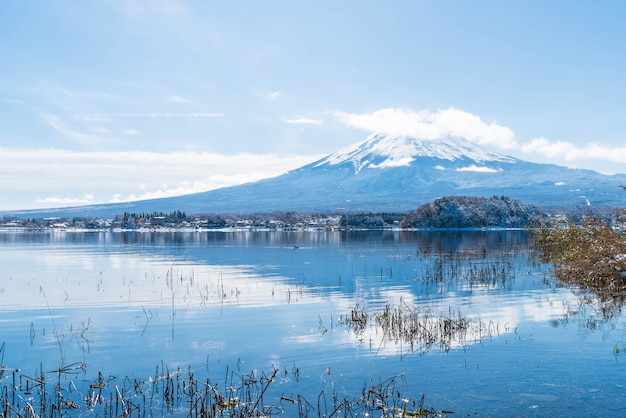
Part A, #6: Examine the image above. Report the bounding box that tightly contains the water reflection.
[2,230,626,416]
[0,227,534,248]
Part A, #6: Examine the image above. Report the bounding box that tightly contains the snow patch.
[456,165,502,173]
[370,157,415,168]
[315,132,517,169]
[351,158,370,174]
[434,165,446,170]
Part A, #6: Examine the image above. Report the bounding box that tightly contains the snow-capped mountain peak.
[314,132,516,172]
[7,131,626,219]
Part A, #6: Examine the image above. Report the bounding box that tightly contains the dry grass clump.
[342,304,369,333]
[339,301,497,356]
[0,356,447,417]
[375,302,472,353]
[533,219,626,293]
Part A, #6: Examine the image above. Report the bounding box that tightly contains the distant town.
[5,195,618,232]
[0,210,400,232]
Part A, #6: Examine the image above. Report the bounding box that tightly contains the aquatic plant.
[0,349,448,417]
[533,218,626,294]
[339,301,499,356]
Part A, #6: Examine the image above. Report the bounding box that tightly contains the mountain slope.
[5,133,626,218]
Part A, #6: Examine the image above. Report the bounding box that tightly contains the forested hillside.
[401,196,549,228]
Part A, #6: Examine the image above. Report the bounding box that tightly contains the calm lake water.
[1,230,626,417]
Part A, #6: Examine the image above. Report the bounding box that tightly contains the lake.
[1,229,626,417]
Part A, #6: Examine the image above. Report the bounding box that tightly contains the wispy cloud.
[283,117,322,125]
[52,111,223,144]
[123,128,142,135]
[267,91,281,101]
[335,108,517,149]
[72,113,110,122]
[43,114,100,145]
[0,148,322,210]
[140,112,224,118]
[521,137,626,165]
[167,95,196,104]
[73,112,224,119]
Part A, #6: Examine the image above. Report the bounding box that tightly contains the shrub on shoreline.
[533,219,626,294]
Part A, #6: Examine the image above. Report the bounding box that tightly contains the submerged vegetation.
[6,218,626,415]
[0,238,532,417]
[0,349,445,417]
[339,301,499,356]
[533,217,626,294]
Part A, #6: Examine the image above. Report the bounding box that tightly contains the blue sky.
[2,1,626,210]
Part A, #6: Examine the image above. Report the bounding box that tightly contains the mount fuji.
[6,133,626,217]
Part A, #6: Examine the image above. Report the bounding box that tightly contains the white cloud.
[0,148,322,210]
[267,91,281,101]
[167,95,196,104]
[283,117,322,125]
[521,137,626,164]
[72,112,224,119]
[335,107,626,174]
[521,137,580,160]
[456,165,502,173]
[370,157,415,169]
[335,108,518,149]
[43,114,99,145]
[73,113,110,122]
[123,128,142,135]
[121,112,224,118]
[36,194,96,206]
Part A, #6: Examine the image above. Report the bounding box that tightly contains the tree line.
[1,196,560,230]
